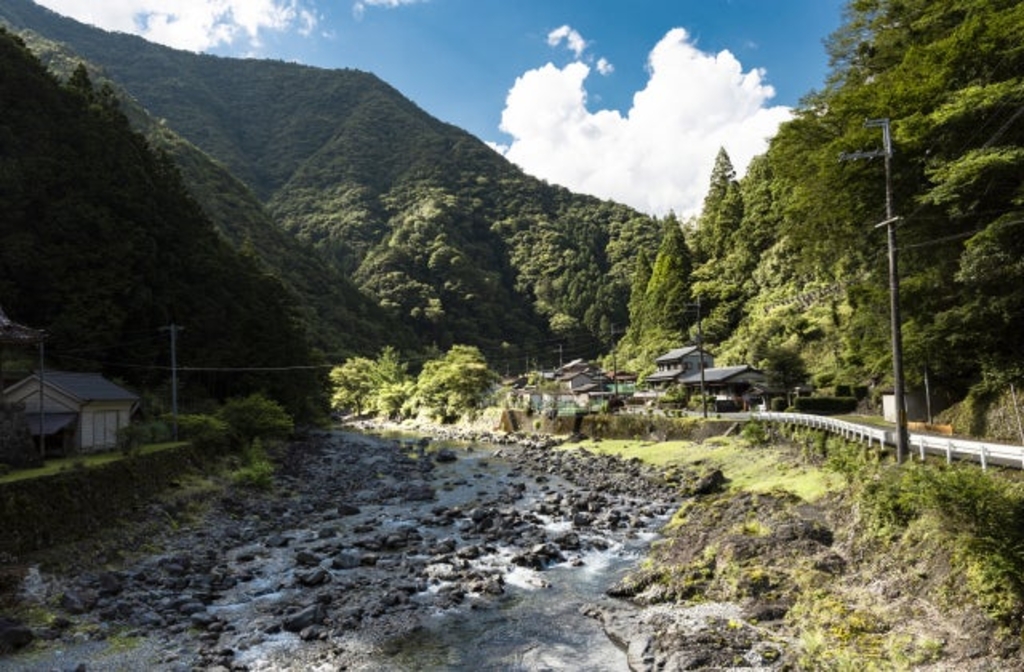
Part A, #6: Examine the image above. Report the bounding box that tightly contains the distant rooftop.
[0,306,46,345]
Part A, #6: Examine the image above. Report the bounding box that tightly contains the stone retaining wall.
[0,443,202,556]
[500,410,735,441]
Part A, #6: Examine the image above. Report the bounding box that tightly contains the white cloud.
[33,0,315,52]
[353,0,426,21]
[596,57,614,76]
[499,27,791,217]
[547,25,587,59]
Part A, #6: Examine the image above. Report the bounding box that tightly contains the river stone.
[434,448,457,463]
[0,617,34,652]
[97,571,124,596]
[332,552,362,570]
[283,604,326,632]
[297,567,330,587]
[627,635,655,669]
[337,503,361,516]
[265,533,290,548]
[60,588,97,614]
[402,482,435,501]
[690,469,726,496]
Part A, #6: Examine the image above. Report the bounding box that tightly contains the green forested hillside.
[623,0,1024,416]
[4,21,414,362]
[3,0,1021,421]
[0,0,661,364]
[0,30,321,417]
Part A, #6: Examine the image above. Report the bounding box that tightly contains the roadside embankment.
[0,444,203,557]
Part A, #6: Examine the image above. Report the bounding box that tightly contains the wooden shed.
[3,371,140,454]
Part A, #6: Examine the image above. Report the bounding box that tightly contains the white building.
[3,371,140,454]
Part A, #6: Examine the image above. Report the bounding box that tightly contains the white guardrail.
[752,411,1024,470]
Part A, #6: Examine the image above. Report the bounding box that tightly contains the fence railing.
[753,411,1024,470]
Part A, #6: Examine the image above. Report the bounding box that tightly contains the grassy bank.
[559,434,841,503]
[0,443,187,484]
[556,423,1024,669]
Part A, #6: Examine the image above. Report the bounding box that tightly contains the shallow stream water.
[7,432,661,671]
[379,541,644,671]
[364,437,654,671]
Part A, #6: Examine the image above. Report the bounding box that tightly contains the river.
[4,429,675,671]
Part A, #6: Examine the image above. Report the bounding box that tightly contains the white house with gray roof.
[3,371,139,454]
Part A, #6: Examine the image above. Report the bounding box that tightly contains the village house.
[3,370,140,455]
[644,346,715,389]
[676,364,770,411]
[641,347,772,411]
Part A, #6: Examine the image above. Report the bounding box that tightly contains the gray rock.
[331,552,362,570]
[297,567,330,587]
[0,617,34,653]
[283,604,326,633]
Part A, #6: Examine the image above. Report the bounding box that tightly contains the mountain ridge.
[0,0,660,361]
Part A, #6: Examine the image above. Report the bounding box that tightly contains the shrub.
[175,414,231,454]
[770,397,788,412]
[217,393,294,449]
[117,424,148,455]
[118,420,172,454]
[232,439,275,490]
[741,421,769,446]
[856,463,1024,623]
[794,396,858,415]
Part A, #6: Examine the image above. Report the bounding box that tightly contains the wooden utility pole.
[161,324,183,441]
[841,118,908,463]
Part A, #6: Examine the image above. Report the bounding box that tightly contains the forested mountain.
[0,0,661,369]
[629,0,1024,415]
[0,30,321,417]
[4,0,1020,421]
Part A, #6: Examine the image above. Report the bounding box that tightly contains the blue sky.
[35,0,847,216]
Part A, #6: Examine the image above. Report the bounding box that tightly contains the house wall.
[79,402,132,452]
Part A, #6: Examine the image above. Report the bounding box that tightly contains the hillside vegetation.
[618,0,1024,428]
[0,31,321,418]
[0,0,660,365]
[0,0,1022,431]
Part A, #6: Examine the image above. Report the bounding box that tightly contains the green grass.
[561,436,841,502]
[0,442,187,484]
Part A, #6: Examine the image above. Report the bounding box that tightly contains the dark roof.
[0,306,46,345]
[654,346,700,363]
[679,365,764,385]
[23,412,77,436]
[37,371,139,402]
[645,369,683,383]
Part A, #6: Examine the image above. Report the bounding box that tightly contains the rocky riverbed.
[0,427,795,670]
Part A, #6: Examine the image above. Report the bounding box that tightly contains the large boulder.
[0,616,34,653]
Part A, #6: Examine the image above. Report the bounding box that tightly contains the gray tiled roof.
[42,371,139,402]
[679,365,762,384]
[654,346,700,363]
[0,306,46,345]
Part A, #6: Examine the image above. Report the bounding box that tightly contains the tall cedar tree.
[635,215,694,350]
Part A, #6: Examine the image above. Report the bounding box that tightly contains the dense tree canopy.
[0,30,320,418]
[705,0,1024,400]
[5,0,1024,416]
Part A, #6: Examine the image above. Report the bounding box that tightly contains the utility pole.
[610,324,619,398]
[161,324,183,441]
[686,298,708,418]
[695,298,707,418]
[841,118,908,463]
